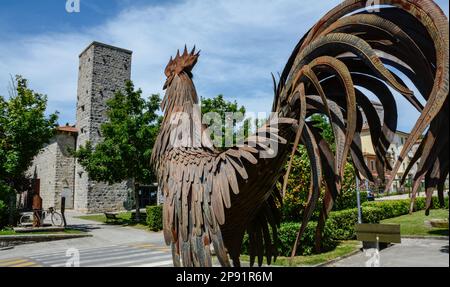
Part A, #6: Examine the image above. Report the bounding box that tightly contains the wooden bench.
[355,223,401,248]
[104,212,120,223]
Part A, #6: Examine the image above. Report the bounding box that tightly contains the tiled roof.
[57,126,78,134]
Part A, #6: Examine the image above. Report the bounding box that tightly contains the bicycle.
[19,207,64,227]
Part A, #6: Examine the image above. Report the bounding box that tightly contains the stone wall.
[54,132,76,209]
[75,42,133,213]
[26,140,57,209]
[26,132,76,210]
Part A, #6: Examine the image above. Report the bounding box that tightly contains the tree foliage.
[0,76,58,191]
[280,114,356,222]
[73,81,161,186]
[73,81,161,221]
[201,95,249,149]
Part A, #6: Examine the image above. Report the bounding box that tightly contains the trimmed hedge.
[362,196,449,218]
[146,205,163,231]
[333,191,368,211]
[241,221,337,257]
[362,200,409,219]
[327,196,450,240]
[241,196,448,257]
[326,206,384,240]
[277,221,337,256]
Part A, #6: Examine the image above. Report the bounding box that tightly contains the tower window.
[81,105,85,112]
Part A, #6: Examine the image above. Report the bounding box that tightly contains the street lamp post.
[356,176,362,224]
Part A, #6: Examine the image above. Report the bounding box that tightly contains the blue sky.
[0,0,448,130]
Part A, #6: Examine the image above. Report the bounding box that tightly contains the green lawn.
[240,240,361,267]
[77,212,149,230]
[381,209,449,237]
[0,228,86,236]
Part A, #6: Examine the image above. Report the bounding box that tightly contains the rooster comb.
[164,45,200,78]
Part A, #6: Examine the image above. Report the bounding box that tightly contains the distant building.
[26,42,136,213]
[359,101,421,190]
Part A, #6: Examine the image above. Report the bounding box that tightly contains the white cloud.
[0,0,341,124]
[0,0,447,132]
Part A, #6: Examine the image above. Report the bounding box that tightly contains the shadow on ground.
[68,224,101,232]
[427,229,449,236]
[104,218,147,228]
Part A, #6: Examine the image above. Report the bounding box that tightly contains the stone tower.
[74,42,133,213]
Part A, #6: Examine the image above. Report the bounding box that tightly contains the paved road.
[0,243,173,267]
[0,210,173,267]
[3,211,448,267]
[329,238,449,267]
[376,190,448,201]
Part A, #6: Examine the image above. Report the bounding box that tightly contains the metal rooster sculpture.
[151,0,449,267]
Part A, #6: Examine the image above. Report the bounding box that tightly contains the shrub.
[361,206,384,223]
[279,221,337,256]
[414,197,448,210]
[146,205,163,231]
[362,196,449,219]
[326,206,384,240]
[362,200,410,218]
[333,191,368,211]
[242,221,337,257]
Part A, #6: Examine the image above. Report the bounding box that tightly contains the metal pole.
[61,197,67,227]
[356,176,362,224]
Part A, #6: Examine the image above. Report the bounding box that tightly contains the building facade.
[27,42,134,213]
[26,126,77,210]
[359,101,422,191]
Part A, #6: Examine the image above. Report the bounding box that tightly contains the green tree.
[310,114,335,149]
[281,114,356,221]
[201,95,249,149]
[73,81,161,221]
[0,76,58,226]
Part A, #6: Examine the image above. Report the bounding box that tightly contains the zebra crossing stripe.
[11,261,41,268]
[50,250,167,267]
[129,243,156,248]
[0,259,27,267]
[34,247,156,265]
[100,254,173,267]
[132,260,174,267]
[0,258,41,267]
[29,245,125,259]
[131,243,170,252]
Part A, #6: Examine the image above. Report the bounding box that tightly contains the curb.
[314,248,363,267]
[0,233,93,245]
[0,246,14,251]
[402,236,449,240]
[13,227,66,233]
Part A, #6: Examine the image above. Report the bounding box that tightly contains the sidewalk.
[0,210,166,260]
[376,190,449,201]
[328,238,449,267]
